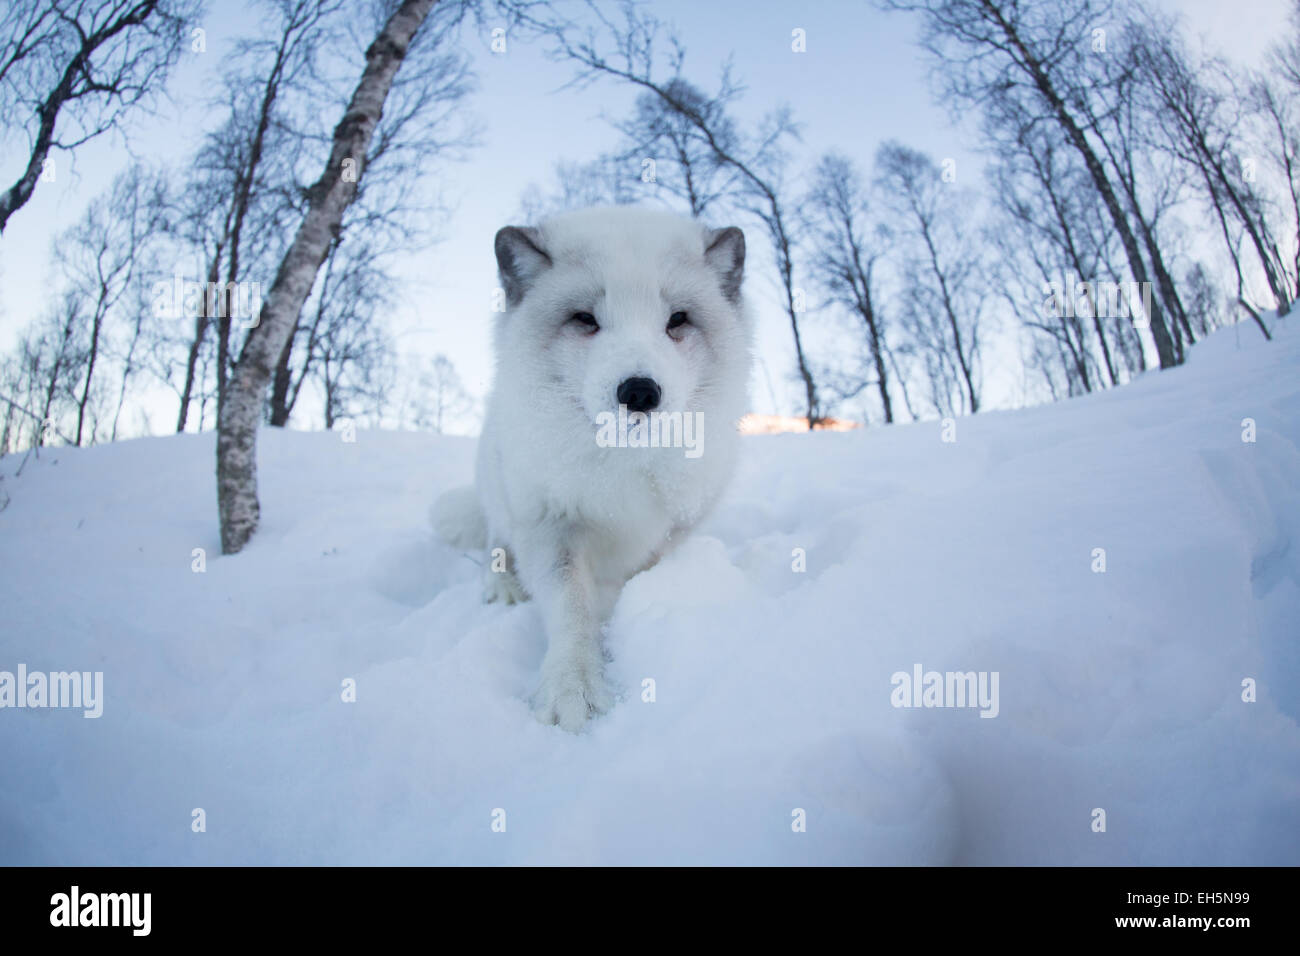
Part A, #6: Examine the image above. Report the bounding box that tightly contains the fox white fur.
[433,206,753,732]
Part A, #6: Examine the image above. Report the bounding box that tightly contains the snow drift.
[1,320,1298,864]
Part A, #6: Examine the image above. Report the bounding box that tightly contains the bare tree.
[1251,78,1300,306]
[424,354,474,433]
[268,234,393,427]
[217,0,442,554]
[56,163,168,445]
[317,299,393,430]
[612,79,736,216]
[546,2,819,422]
[385,352,474,432]
[0,0,199,232]
[517,154,640,220]
[110,260,164,440]
[1182,261,1229,338]
[1130,9,1292,323]
[986,116,1126,393]
[804,153,897,423]
[876,142,985,415]
[518,77,735,222]
[1248,4,1300,313]
[267,237,343,426]
[879,0,1182,369]
[171,0,340,432]
[106,169,174,440]
[267,1,477,426]
[0,292,85,451]
[1077,30,1195,357]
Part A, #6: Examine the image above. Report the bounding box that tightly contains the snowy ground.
[2,320,1298,865]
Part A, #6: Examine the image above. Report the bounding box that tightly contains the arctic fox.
[432,206,753,732]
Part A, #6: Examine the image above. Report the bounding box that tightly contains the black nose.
[616,376,661,413]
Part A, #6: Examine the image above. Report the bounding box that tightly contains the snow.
[1,319,1298,865]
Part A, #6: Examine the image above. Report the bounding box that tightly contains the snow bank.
[1,318,1297,864]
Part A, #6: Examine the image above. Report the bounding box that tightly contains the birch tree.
[217,0,440,554]
[875,142,986,416]
[804,153,897,423]
[879,0,1182,369]
[1129,11,1293,325]
[0,0,199,232]
[174,0,340,431]
[266,2,476,426]
[57,164,169,445]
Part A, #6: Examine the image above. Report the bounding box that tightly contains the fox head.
[491,206,752,430]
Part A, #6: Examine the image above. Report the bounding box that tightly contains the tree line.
[521,0,1296,421]
[0,0,1294,552]
[0,0,478,459]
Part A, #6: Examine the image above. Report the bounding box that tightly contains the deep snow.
[1,319,1298,865]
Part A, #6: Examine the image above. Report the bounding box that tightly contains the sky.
[0,0,1292,435]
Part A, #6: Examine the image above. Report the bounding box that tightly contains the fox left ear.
[495,225,551,308]
[704,226,745,302]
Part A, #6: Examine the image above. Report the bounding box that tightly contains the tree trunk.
[917,216,978,413]
[217,35,286,418]
[268,333,295,427]
[176,316,207,432]
[1036,155,1119,387]
[1135,208,1193,349]
[1199,139,1293,315]
[770,219,818,427]
[216,310,231,415]
[177,246,222,432]
[270,236,337,426]
[1209,185,1274,342]
[75,297,107,446]
[867,320,893,424]
[848,242,893,423]
[217,0,437,554]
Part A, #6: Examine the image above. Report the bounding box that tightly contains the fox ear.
[495,226,551,307]
[704,226,745,302]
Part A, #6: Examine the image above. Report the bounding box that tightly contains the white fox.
[433,206,753,731]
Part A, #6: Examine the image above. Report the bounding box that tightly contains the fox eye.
[666,311,689,336]
[570,311,599,333]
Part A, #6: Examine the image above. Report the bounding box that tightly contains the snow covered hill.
[2,320,1298,865]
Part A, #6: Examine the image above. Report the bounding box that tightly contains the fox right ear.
[704,226,745,303]
[495,226,551,308]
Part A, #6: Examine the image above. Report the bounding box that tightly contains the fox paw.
[532,667,614,733]
[482,568,528,605]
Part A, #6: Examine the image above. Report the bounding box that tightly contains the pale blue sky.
[0,0,1290,432]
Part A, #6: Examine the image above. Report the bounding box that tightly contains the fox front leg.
[518,526,614,732]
